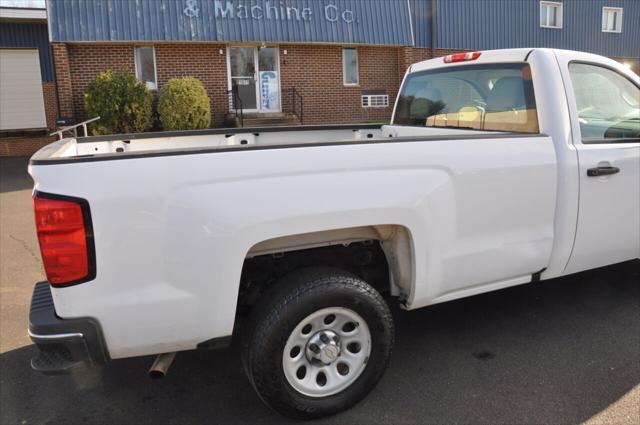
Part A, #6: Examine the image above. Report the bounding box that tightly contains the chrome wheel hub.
[282,307,372,398]
[306,330,341,365]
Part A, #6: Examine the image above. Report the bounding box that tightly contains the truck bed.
[30,123,500,164]
[31,124,384,163]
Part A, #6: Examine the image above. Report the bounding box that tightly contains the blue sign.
[260,71,279,111]
[47,0,414,46]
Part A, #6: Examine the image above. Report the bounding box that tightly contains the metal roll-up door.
[0,49,47,131]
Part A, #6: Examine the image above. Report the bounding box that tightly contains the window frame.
[568,60,640,145]
[342,48,359,86]
[539,1,563,29]
[134,46,158,91]
[602,7,623,33]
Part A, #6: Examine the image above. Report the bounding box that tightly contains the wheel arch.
[240,224,416,304]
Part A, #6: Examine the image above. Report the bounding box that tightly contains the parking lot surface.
[1,156,639,424]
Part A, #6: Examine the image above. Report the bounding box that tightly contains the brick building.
[52,43,422,128]
[46,0,639,131]
[1,0,638,155]
[46,0,441,129]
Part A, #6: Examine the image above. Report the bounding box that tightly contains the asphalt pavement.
[1,156,639,425]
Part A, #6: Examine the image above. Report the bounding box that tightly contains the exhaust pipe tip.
[148,352,176,379]
[149,369,166,380]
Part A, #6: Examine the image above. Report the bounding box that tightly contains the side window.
[393,63,539,134]
[135,46,157,90]
[569,63,640,142]
[343,48,359,86]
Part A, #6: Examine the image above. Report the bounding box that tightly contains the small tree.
[84,70,153,135]
[158,77,211,131]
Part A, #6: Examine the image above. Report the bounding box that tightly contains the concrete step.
[242,120,298,126]
[242,113,289,119]
[240,114,300,127]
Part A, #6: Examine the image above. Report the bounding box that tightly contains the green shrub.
[84,70,152,135]
[158,77,211,131]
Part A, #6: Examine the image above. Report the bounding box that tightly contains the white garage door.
[0,49,47,131]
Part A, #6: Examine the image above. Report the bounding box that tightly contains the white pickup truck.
[28,48,639,418]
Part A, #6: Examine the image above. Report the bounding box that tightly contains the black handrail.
[283,88,303,125]
[227,87,244,127]
[229,87,301,127]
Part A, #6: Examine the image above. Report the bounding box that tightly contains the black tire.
[241,267,394,419]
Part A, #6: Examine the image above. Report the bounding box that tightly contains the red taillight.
[444,51,482,63]
[34,194,94,286]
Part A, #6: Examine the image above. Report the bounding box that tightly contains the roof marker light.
[444,51,482,63]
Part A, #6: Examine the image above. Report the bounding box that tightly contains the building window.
[602,7,623,33]
[134,46,157,90]
[540,1,562,29]
[343,48,359,86]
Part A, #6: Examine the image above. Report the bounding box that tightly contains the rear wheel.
[242,267,394,419]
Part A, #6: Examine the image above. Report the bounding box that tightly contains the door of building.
[228,46,280,113]
[0,49,47,130]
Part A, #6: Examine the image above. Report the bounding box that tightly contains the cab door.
[557,53,640,274]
